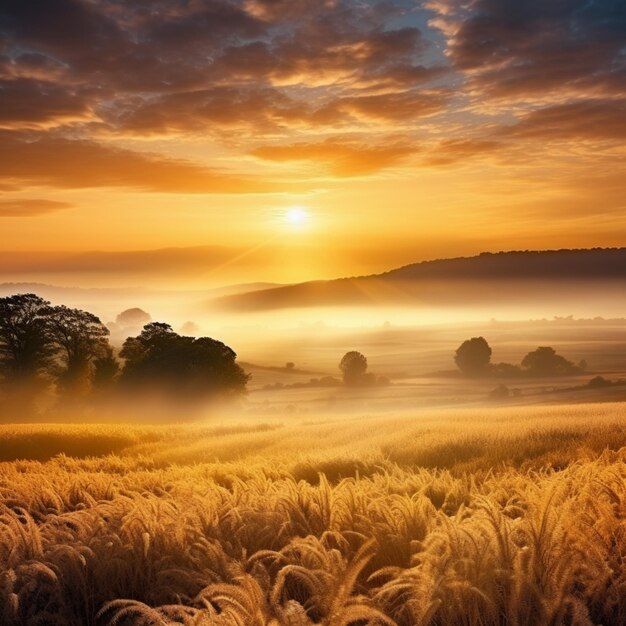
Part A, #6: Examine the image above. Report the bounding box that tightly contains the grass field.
[2,403,626,625]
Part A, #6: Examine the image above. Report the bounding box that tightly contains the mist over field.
[2,0,626,622]
[2,250,626,422]
[2,273,626,625]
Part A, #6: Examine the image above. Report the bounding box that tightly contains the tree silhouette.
[521,347,580,376]
[0,294,55,383]
[339,351,368,386]
[116,308,151,327]
[93,346,120,389]
[120,323,248,400]
[48,306,113,396]
[455,337,492,376]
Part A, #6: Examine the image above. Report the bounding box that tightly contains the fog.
[2,275,625,423]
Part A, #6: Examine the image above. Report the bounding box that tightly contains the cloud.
[506,99,626,141]
[244,0,339,22]
[340,90,447,122]
[0,246,239,275]
[1,0,623,193]
[424,98,626,166]
[100,86,339,135]
[0,199,73,217]
[0,130,293,193]
[0,0,445,140]
[424,138,502,166]
[0,78,92,126]
[105,85,448,137]
[429,0,626,101]
[251,138,416,176]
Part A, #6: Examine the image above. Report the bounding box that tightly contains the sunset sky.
[1,0,625,287]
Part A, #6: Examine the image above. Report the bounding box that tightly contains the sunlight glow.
[285,206,309,228]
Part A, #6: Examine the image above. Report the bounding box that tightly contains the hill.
[211,248,626,311]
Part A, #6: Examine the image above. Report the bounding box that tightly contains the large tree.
[48,306,113,396]
[521,347,580,377]
[339,351,368,386]
[455,337,492,376]
[119,323,248,400]
[0,294,55,383]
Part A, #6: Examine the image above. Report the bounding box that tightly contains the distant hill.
[381,249,626,281]
[212,248,626,311]
[0,281,283,325]
[0,281,281,302]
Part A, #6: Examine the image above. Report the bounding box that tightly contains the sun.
[285,206,309,228]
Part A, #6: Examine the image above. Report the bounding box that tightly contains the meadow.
[2,403,626,625]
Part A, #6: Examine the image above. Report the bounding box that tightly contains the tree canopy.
[0,294,55,382]
[0,294,116,413]
[48,305,111,396]
[454,337,492,376]
[120,323,248,400]
[521,347,581,376]
[339,351,368,386]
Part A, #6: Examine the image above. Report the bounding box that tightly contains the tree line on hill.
[0,294,248,415]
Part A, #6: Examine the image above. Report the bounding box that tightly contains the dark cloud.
[0,130,292,193]
[429,0,626,99]
[0,199,73,217]
[0,0,124,58]
[1,0,623,185]
[0,78,91,125]
[1,0,264,95]
[507,99,626,141]
[244,0,339,22]
[0,0,444,139]
[251,138,415,175]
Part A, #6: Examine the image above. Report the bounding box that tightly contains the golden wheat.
[1,403,626,624]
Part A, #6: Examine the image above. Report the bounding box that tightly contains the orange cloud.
[0,247,241,275]
[0,199,73,217]
[251,138,416,176]
[0,130,295,194]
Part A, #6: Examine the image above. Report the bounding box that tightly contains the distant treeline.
[454,336,587,377]
[385,248,626,281]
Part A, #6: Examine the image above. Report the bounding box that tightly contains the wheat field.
[2,403,626,625]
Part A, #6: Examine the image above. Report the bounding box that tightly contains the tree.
[48,306,113,396]
[93,346,120,389]
[587,376,612,389]
[339,351,368,386]
[116,308,152,327]
[454,337,492,375]
[0,294,55,383]
[119,323,249,400]
[521,346,580,377]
